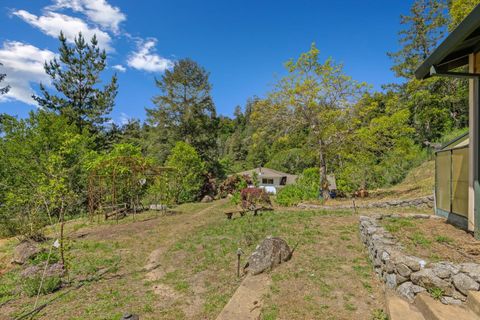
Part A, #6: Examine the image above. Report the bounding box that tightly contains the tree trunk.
[319,142,330,200]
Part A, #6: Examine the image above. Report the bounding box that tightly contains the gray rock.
[452,290,467,302]
[385,273,397,289]
[21,262,65,279]
[396,274,409,285]
[393,254,424,272]
[452,273,480,295]
[385,260,396,273]
[410,269,455,296]
[396,263,412,277]
[413,214,431,219]
[396,282,426,303]
[459,263,480,282]
[440,296,463,305]
[201,195,213,203]
[11,240,41,265]
[244,237,293,275]
[121,313,139,320]
[430,262,459,279]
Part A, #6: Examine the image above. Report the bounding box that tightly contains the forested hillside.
[0,0,477,238]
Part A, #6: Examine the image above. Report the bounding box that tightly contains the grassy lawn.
[0,201,386,319]
[380,216,480,263]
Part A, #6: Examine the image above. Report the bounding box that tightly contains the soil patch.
[379,216,480,263]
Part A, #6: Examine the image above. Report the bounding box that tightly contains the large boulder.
[244,237,293,275]
[11,241,41,265]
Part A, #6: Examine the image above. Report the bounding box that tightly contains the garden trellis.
[87,156,175,222]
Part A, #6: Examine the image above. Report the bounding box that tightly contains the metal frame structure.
[87,156,175,222]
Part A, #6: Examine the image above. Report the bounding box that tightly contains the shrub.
[276,184,304,206]
[240,188,271,209]
[218,174,252,197]
[166,142,206,203]
[23,275,62,297]
[276,167,321,206]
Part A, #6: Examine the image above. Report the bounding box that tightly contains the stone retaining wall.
[359,215,480,305]
[299,195,433,210]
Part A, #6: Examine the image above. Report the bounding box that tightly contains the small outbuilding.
[415,5,480,236]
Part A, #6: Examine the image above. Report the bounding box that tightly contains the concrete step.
[386,291,425,320]
[414,293,478,320]
[467,291,480,317]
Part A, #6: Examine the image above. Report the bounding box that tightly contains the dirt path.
[144,200,224,287]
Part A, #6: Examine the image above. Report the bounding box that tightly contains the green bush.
[166,142,206,203]
[276,184,304,206]
[276,167,321,206]
[23,275,62,297]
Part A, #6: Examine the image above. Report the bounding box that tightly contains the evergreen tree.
[0,62,10,95]
[146,58,218,171]
[33,32,118,136]
[388,0,448,79]
[388,0,468,144]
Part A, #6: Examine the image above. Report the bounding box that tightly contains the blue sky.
[0,0,413,123]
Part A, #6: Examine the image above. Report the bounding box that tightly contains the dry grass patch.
[380,216,480,263]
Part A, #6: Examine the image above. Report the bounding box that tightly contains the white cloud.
[13,10,113,51]
[127,39,173,73]
[0,41,55,105]
[112,64,126,72]
[49,0,126,34]
[119,112,129,125]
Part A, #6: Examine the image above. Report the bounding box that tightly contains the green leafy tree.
[251,44,366,198]
[338,92,422,191]
[33,32,118,137]
[0,112,91,239]
[165,142,206,203]
[449,0,480,30]
[146,59,218,171]
[0,62,10,95]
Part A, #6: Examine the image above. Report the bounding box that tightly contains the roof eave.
[415,4,480,80]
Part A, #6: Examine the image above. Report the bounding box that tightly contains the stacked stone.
[359,215,480,305]
[298,196,434,210]
[365,196,434,209]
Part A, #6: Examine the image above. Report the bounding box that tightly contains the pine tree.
[388,0,448,79]
[146,59,218,170]
[0,62,10,95]
[33,32,118,135]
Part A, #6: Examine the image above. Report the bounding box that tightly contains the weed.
[428,287,444,300]
[411,231,431,247]
[383,218,415,233]
[371,308,388,320]
[262,304,279,320]
[435,235,454,245]
[344,302,357,311]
